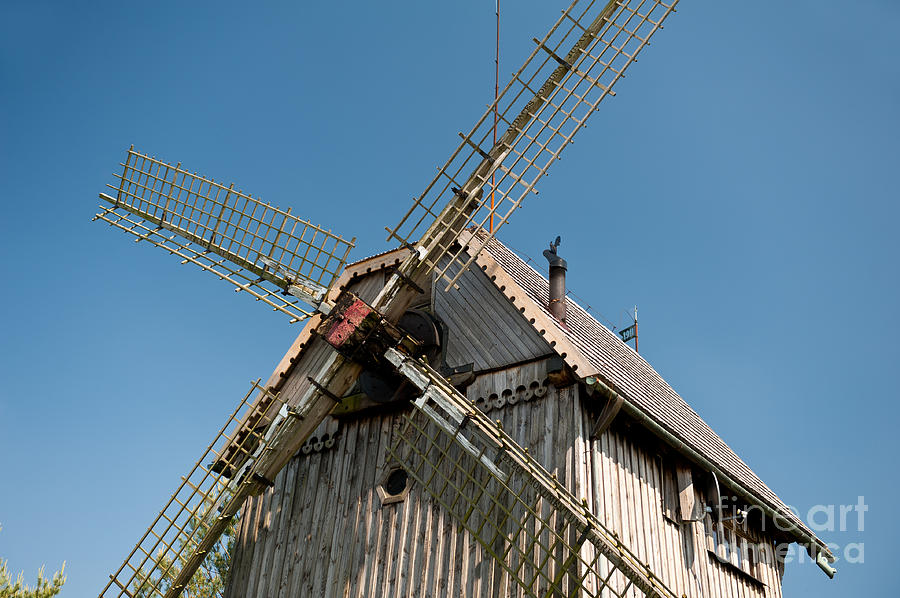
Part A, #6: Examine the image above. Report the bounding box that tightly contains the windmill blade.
[100,381,289,598]
[386,348,679,598]
[387,0,677,289]
[94,147,355,323]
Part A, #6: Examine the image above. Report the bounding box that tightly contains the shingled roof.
[466,228,832,559]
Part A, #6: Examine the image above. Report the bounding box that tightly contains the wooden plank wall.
[229,335,788,598]
[590,421,785,598]
[433,258,552,371]
[225,371,590,598]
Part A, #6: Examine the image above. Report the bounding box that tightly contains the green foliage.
[0,526,66,598]
[130,508,237,598]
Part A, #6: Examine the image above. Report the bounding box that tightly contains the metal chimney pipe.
[542,236,567,322]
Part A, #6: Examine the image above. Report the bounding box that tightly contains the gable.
[433,255,553,371]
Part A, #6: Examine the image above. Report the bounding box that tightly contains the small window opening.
[385,468,408,496]
[377,465,411,506]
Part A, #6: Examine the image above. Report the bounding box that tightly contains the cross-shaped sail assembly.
[94,1,682,596]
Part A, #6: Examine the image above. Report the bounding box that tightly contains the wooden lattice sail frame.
[94,147,355,323]
[387,0,677,289]
[100,382,287,598]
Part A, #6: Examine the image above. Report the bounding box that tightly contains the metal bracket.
[307,376,341,403]
[388,266,425,295]
[458,132,493,161]
[533,37,572,69]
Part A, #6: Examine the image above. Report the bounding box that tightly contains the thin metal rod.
[490,0,500,233]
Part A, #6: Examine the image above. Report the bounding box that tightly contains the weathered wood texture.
[433,257,552,371]
[590,420,785,598]
[227,372,787,598]
[227,258,786,598]
[226,370,589,598]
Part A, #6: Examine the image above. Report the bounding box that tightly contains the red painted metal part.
[323,298,373,348]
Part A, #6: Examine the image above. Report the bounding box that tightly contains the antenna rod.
[634,305,639,353]
[490,0,500,233]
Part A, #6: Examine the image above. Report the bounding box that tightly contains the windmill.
[92,2,830,597]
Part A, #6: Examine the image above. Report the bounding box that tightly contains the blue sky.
[1,1,897,595]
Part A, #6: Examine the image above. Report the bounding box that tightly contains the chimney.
[542,236,567,322]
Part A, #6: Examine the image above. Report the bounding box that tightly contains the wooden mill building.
[223,229,833,598]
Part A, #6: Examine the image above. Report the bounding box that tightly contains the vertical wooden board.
[595,430,615,538]
[633,446,654,577]
[462,473,478,598]
[442,494,458,598]
[588,432,609,592]
[243,493,267,594]
[365,416,394,596]
[613,432,636,564]
[650,454,679,593]
[676,464,695,527]
[625,436,648,571]
[656,461,685,595]
[409,489,431,597]
[573,387,592,505]
[308,442,339,598]
[573,388,597,594]
[541,384,557,482]
[689,493,713,598]
[266,457,298,596]
[321,418,358,598]
[767,542,784,598]
[392,496,419,596]
[243,484,274,598]
[355,416,383,596]
[648,455,674,591]
[356,417,384,598]
[342,417,372,598]
[334,418,370,596]
[289,453,320,597]
[225,492,259,598]
[276,458,307,598]
[413,490,434,597]
[423,501,442,598]
[607,431,630,595]
[694,517,717,598]
[310,446,342,596]
[702,517,722,598]
[269,461,300,588]
[676,520,695,598]
[224,494,251,597]
[513,386,533,594]
[253,460,290,598]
